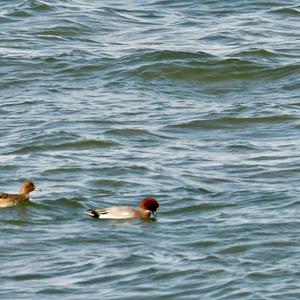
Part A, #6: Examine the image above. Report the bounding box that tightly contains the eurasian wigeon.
[0,181,35,208]
[87,197,159,220]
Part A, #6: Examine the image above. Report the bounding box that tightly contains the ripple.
[231,48,281,59]
[35,22,95,38]
[166,202,234,216]
[0,15,13,23]
[44,197,83,209]
[167,115,298,131]
[184,240,218,248]
[17,0,57,12]
[270,7,300,15]
[9,273,49,281]
[6,9,33,18]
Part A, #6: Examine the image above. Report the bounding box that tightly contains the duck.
[0,181,35,208]
[87,197,159,220]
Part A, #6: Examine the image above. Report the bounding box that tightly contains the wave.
[166,115,298,130]
[9,139,117,154]
[5,0,57,17]
[2,38,298,86]
[34,20,96,39]
[105,128,167,141]
[106,49,300,84]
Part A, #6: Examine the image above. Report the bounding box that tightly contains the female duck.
[0,181,35,208]
[87,197,159,220]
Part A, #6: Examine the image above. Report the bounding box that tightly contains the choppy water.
[1,0,300,299]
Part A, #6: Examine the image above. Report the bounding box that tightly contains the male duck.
[87,197,159,220]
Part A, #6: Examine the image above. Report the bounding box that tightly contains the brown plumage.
[0,181,35,208]
[140,197,159,213]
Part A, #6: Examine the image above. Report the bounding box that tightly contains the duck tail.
[86,209,99,218]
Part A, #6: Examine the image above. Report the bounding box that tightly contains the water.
[1,0,300,299]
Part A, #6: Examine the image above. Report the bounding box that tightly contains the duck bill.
[151,211,157,218]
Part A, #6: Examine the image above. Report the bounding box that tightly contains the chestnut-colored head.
[20,181,35,195]
[140,197,159,213]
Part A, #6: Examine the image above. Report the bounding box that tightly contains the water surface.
[1,0,300,299]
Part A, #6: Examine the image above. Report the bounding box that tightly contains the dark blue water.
[1,0,300,299]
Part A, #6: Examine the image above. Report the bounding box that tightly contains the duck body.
[0,181,35,208]
[87,197,159,220]
[87,206,138,219]
[0,193,30,208]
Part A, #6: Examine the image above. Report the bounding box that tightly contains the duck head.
[140,197,159,217]
[20,181,35,196]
